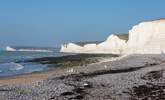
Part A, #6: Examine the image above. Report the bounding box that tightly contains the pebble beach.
[0,54,164,100]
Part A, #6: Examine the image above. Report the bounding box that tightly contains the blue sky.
[0,0,165,49]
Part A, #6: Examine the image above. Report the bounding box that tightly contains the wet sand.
[0,67,71,85]
[0,72,50,85]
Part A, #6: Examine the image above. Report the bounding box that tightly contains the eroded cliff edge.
[61,19,165,54]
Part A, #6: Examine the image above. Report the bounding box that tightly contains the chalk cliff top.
[143,18,165,23]
[73,34,128,47]
[61,18,165,54]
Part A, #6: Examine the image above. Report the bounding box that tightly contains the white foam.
[9,62,24,71]
[18,49,53,52]
[5,46,53,52]
[6,46,16,51]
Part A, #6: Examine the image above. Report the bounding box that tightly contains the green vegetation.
[116,34,128,41]
[72,34,128,47]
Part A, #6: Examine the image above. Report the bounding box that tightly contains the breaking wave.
[9,62,24,71]
[6,46,53,52]
[0,62,24,72]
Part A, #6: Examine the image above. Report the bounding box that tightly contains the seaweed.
[26,54,118,68]
[126,83,165,100]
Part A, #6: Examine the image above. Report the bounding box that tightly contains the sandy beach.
[0,54,118,85]
[0,54,164,99]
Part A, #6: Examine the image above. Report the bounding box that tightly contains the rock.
[128,19,165,54]
[61,18,165,54]
[60,43,83,53]
[60,34,127,54]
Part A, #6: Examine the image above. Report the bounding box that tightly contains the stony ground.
[0,54,165,100]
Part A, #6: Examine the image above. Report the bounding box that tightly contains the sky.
[0,0,165,49]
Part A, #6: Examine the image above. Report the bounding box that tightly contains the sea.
[0,47,61,77]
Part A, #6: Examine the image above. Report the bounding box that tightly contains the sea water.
[0,49,61,77]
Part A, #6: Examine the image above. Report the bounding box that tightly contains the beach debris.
[104,65,107,69]
[67,68,74,73]
[60,91,74,96]
[83,82,92,88]
[83,83,89,87]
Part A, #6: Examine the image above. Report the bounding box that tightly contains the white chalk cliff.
[128,19,165,54]
[60,34,127,54]
[61,19,165,54]
[60,43,83,53]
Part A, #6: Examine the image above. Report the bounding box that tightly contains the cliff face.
[128,19,165,54]
[61,19,165,54]
[60,43,83,53]
[60,34,127,54]
[97,34,127,54]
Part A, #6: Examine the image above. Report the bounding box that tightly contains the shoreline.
[0,66,73,85]
[0,54,165,99]
[0,54,151,85]
[0,54,119,85]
